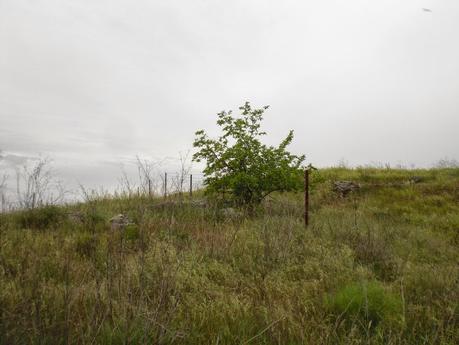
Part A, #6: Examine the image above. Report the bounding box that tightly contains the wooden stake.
[304,169,309,227]
[164,172,167,199]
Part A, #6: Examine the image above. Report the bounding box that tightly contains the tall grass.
[0,168,457,344]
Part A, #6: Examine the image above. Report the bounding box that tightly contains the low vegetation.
[0,167,458,344]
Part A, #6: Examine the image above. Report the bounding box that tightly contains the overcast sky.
[1,0,458,190]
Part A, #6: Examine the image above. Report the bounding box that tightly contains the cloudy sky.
[1,0,458,191]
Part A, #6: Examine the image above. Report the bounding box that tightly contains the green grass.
[0,168,458,344]
[325,280,403,328]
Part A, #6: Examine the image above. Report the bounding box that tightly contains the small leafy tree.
[193,102,305,206]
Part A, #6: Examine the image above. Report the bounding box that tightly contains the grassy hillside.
[0,168,458,344]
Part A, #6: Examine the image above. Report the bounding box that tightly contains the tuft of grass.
[325,280,403,328]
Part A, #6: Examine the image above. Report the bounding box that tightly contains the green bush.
[325,280,403,328]
[15,205,65,229]
[193,102,305,206]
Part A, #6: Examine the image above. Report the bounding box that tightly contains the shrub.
[15,205,65,229]
[193,102,305,207]
[325,280,403,328]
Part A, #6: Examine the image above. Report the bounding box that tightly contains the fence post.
[304,168,309,227]
[164,172,167,199]
[148,178,152,197]
[189,174,193,197]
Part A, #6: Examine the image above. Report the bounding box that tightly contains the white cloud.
[0,0,458,190]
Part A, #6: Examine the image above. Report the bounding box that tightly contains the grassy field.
[0,167,458,344]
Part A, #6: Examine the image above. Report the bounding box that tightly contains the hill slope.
[0,168,458,344]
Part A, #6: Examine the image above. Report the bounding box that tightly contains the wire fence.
[93,169,207,202]
[0,168,208,213]
[0,153,210,212]
[146,171,206,198]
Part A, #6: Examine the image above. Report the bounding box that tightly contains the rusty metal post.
[304,168,309,227]
[189,174,193,197]
[164,172,167,199]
